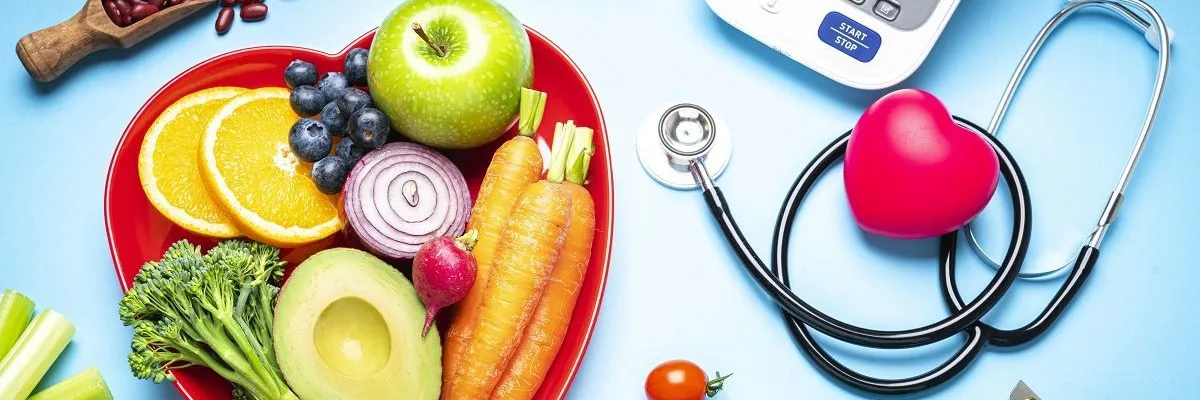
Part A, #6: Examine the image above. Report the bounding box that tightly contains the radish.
[413,229,479,337]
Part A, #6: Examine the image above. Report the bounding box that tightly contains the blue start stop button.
[817,12,881,63]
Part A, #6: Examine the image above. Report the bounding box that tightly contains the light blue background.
[2,0,1197,398]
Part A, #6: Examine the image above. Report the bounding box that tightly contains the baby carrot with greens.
[443,88,548,385]
[445,163,574,400]
[492,124,597,400]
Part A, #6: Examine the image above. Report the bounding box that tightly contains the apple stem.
[412,22,447,58]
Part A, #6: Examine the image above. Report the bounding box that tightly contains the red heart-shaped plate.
[103,28,612,400]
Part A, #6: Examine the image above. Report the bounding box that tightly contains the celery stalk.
[518,88,548,136]
[28,367,112,400]
[0,289,35,360]
[0,309,75,400]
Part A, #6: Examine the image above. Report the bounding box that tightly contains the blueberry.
[336,139,370,165]
[316,72,350,104]
[336,88,373,117]
[312,156,352,195]
[318,102,346,135]
[288,118,333,162]
[289,85,325,117]
[284,59,318,88]
[344,48,369,86]
[347,108,391,149]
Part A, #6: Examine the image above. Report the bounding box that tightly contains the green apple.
[368,0,534,150]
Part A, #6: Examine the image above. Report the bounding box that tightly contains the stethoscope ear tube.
[965,0,1171,278]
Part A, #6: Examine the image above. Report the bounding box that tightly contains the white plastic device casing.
[706,0,960,89]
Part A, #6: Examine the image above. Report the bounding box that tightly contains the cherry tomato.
[645,359,731,400]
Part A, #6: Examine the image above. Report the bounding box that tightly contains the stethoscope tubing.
[700,118,1103,394]
[777,119,1032,392]
[945,240,1101,348]
[696,118,1028,350]
[785,236,993,395]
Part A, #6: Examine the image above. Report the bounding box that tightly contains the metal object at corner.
[1010,380,1042,400]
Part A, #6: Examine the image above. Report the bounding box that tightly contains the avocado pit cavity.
[313,297,391,376]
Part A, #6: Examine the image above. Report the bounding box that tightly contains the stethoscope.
[636,0,1172,395]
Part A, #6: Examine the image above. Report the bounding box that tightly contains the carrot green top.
[547,120,574,183]
[565,127,594,185]
[546,120,594,185]
[517,88,547,137]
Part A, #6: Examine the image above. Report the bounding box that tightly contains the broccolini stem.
[260,290,276,336]
[172,339,241,381]
[197,345,273,400]
[199,292,275,397]
[194,315,257,378]
[208,334,269,396]
[233,315,284,396]
[235,285,253,317]
[219,315,284,397]
[234,285,282,389]
[254,290,281,376]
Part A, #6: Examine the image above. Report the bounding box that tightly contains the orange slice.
[200,87,343,247]
[138,86,248,238]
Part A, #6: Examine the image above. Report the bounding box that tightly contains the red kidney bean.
[215,6,234,34]
[103,0,120,24]
[114,0,132,15]
[240,3,267,21]
[104,0,274,33]
[129,3,159,21]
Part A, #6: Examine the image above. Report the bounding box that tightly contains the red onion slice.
[344,142,472,260]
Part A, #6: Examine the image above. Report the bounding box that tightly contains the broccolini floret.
[119,239,297,400]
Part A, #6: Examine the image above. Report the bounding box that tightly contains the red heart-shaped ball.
[844,89,1000,240]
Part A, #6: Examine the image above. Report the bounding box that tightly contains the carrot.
[443,89,547,386]
[444,178,573,400]
[491,125,596,400]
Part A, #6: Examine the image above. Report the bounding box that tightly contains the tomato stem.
[706,371,732,397]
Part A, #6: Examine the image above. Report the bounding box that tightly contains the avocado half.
[274,247,441,399]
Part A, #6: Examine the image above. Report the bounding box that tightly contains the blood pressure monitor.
[706,0,960,89]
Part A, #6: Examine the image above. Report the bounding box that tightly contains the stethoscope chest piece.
[637,102,732,190]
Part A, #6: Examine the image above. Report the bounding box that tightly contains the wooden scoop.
[16,0,218,82]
